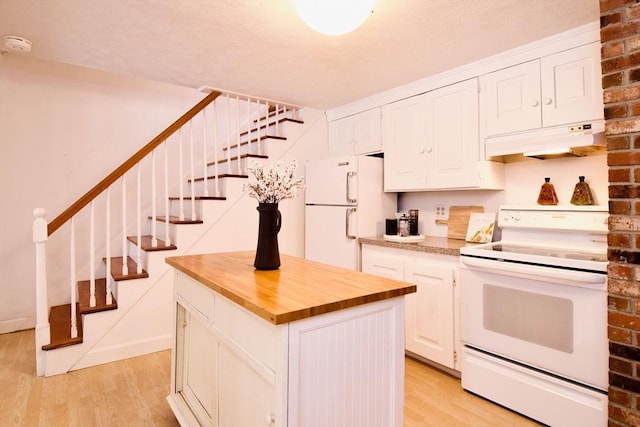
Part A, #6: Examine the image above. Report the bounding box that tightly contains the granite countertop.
[166,251,416,325]
[358,235,474,256]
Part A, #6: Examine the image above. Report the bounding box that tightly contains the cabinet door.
[361,248,404,280]
[218,344,276,427]
[176,305,218,427]
[404,258,455,369]
[541,42,604,127]
[482,60,541,136]
[382,95,428,191]
[353,108,382,154]
[328,116,354,157]
[426,79,480,188]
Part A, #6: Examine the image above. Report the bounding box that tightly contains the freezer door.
[305,157,357,206]
[305,205,358,270]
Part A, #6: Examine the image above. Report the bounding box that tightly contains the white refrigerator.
[304,155,397,270]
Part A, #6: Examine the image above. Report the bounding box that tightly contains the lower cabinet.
[362,244,461,372]
[168,270,406,427]
[170,273,281,427]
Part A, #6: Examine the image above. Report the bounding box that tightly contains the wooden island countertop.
[166,251,416,325]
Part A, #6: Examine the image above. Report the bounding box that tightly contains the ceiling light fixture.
[3,35,32,53]
[295,0,376,36]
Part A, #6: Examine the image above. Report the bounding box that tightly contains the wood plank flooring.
[1,329,540,426]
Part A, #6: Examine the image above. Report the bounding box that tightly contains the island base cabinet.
[287,299,405,427]
[168,270,407,427]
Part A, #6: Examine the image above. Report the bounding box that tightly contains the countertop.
[166,251,416,325]
[358,235,473,256]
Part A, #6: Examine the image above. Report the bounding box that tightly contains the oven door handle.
[460,256,607,286]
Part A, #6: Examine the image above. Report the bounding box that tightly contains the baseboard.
[0,317,32,334]
[70,334,173,371]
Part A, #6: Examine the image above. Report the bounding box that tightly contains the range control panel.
[497,205,609,233]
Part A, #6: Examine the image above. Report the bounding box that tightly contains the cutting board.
[442,206,484,240]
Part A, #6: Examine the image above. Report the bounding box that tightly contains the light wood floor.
[1,329,540,426]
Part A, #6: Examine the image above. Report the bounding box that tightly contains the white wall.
[398,154,608,238]
[0,53,205,333]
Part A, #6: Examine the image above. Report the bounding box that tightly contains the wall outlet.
[435,205,446,218]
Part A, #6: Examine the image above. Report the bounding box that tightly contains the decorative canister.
[537,177,559,205]
[570,176,594,205]
[397,214,409,237]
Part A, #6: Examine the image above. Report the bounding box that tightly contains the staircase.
[32,90,306,376]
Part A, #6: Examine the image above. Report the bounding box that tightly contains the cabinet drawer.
[176,272,215,321]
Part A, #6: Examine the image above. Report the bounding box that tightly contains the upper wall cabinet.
[383,78,504,192]
[482,42,604,138]
[328,107,382,157]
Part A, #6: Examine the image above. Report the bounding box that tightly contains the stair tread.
[208,153,268,166]
[127,235,177,251]
[42,304,83,350]
[222,135,286,151]
[104,256,149,281]
[78,278,118,314]
[190,174,247,183]
[167,196,226,201]
[154,215,204,225]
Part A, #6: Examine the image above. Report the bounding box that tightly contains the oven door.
[460,256,607,390]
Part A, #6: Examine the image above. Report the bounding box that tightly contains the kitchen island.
[165,251,416,427]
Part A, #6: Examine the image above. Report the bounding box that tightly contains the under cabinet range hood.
[485,120,606,159]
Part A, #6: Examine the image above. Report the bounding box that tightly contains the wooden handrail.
[47,90,222,236]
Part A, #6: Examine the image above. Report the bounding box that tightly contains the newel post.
[33,208,49,376]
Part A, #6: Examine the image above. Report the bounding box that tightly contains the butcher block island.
[165,251,416,427]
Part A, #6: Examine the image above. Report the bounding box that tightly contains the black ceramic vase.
[254,203,282,270]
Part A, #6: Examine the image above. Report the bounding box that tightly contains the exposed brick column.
[601,0,640,425]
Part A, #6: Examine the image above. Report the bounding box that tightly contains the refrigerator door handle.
[345,207,357,239]
[346,171,357,204]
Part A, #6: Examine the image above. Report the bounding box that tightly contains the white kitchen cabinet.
[328,107,382,156]
[170,273,280,427]
[361,245,461,372]
[383,79,504,192]
[168,266,407,427]
[482,42,603,137]
[382,94,428,190]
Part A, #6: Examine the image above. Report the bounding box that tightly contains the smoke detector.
[4,35,32,53]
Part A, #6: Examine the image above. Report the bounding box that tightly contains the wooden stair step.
[223,135,286,151]
[78,278,118,314]
[168,195,226,201]
[153,215,204,225]
[127,235,177,251]
[42,303,83,350]
[104,256,149,281]
[190,174,247,183]
[208,153,268,167]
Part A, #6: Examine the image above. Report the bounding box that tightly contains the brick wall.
[601,0,640,425]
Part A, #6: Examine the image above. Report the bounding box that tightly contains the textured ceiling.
[0,0,600,110]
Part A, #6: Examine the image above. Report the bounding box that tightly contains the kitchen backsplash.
[398,155,607,238]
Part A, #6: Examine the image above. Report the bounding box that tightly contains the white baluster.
[151,150,158,248]
[122,175,129,276]
[189,120,196,221]
[236,95,241,175]
[213,102,220,197]
[89,200,96,307]
[226,94,231,167]
[106,189,112,305]
[136,164,142,274]
[33,208,50,376]
[202,108,209,197]
[256,99,261,155]
[164,141,171,246]
[178,127,185,221]
[70,216,78,338]
[275,103,280,136]
[247,98,253,158]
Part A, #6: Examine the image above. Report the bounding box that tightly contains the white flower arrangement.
[244,160,305,204]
